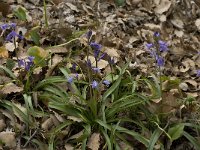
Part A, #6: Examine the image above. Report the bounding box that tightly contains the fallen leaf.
[41,118,53,131]
[86,56,109,69]
[0,1,10,17]
[0,131,16,148]
[66,3,79,12]
[154,0,172,14]
[0,46,9,58]
[65,144,74,150]
[87,133,100,150]
[179,82,188,91]
[0,119,6,132]
[195,18,200,31]
[5,42,18,52]
[0,83,23,94]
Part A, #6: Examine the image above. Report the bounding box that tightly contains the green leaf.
[182,131,200,150]
[6,58,15,70]
[96,119,149,147]
[115,0,125,6]
[59,67,81,95]
[14,6,27,21]
[34,76,66,90]
[168,123,184,141]
[0,65,17,80]
[29,26,40,45]
[105,94,146,119]
[28,46,48,67]
[148,128,163,150]
[102,76,122,102]
[101,129,112,150]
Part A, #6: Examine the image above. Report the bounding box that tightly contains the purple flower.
[0,23,16,30]
[108,57,115,65]
[158,40,168,52]
[92,67,100,73]
[6,31,23,41]
[91,80,98,89]
[148,49,157,58]
[197,70,200,77]
[90,42,102,50]
[18,56,34,71]
[156,57,164,67]
[94,49,100,58]
[18,59,25,67]
[86,30,92,40]
[72,63,76,71]
[75,73,79,79]
[10,23,16,28]
[0,24,9,30]
[103,80,110,86]
[154,32,160,37]
[25,61,33,71]
[86,59,92,68]
[146,43,154,50]
[67,76,73,84]
[28,56,34,62]
[98,53,105,61]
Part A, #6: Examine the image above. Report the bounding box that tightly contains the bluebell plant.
[18,56,35,71]
[146,32,168,67]
[146,32,169,96]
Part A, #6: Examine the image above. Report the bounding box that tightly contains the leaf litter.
[0,0,200,149]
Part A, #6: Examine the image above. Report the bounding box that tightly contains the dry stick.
[23,128,39,148]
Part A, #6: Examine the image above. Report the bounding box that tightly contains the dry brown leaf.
[0,83,23,94]
[82,4,94,16]
[86,56,109,69]
[68,130,84,140]
[0,119,6,132]
[174,30,184,38]
[65,144,74,150]
[0,131,16,148]
[186,92,198,98]
[0,109,16,127]
[119,141,133,150]
[179,82,188,91]
[67,116,82,122]
[87,133,100,150]
[104,47,120,61]
[154,0,171,14]
[195,18,200,31]
[0,46,9,58]
[0,1,10,17]
[144,23,161,30]
[41,118,53,131]
[171,18,184,29]
[184,79,198,89]
[66,3,79,12]
[52,0,63,5]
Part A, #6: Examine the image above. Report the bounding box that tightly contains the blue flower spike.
[197,70,200,77]
[91,80,98,89]
[158,40,168,52]
[92,67,100,73]
[146,43,154,50]
[6,31,23,42]
[67,76,74,84]
[156,57,164,67]
[103,80,110,87]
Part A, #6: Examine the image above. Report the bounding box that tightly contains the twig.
[23,128,39,148]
